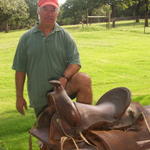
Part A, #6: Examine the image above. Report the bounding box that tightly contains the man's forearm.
[15,71,26,98]
[63,64,81,80]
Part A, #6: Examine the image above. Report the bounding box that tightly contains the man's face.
[38,5,59,25]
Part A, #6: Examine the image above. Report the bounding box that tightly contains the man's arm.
[15,71,27,115]
[59,64,81,88]
[63,64,81,79]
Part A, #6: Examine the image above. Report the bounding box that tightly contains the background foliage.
[0,0,29,32]
[0,0,150,31]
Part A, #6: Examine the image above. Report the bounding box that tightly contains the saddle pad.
[86,130,140,150]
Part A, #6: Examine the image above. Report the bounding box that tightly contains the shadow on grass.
[0,29,26,34]
[0,110,17,116]
[0,109,35,138]
[0,109,38,150]
[0,140,8,150]
[61,21,150,35]
[63,25,81,31]
[115,21,144,27]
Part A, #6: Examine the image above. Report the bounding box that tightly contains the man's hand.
[59,77,67,88]
[16,97,27,115]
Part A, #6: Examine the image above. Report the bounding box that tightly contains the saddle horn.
[49,80,62,89]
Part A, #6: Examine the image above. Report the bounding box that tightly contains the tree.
[144,0,149,27]
[0,0,29,32]
[127,0,145,23]
[104,0,125,28]
[25,0,38,19]
[131,0,149,27]
[134,0,143,22]
[60,0,101,25]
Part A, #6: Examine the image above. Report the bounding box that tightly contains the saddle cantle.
[29,80,150,150]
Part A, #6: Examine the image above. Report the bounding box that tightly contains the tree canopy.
[0,0,149,31]
[0,0,29,31]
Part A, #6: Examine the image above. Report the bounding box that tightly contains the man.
[12,0,93,118]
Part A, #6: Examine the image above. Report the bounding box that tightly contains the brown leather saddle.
[29,80,150,150]
[47,81,131,131]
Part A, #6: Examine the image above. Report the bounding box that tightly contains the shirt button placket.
[43,37,47,51]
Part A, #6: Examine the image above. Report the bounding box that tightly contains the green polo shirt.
[12,24,80,108]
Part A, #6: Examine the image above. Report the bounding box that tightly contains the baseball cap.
[38,0,59,8]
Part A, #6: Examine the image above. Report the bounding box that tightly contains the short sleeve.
[65,31,81,66]
[12,35,27,72]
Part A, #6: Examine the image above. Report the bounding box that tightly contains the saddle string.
[51,95,78,139]
[51,94,75,138]
[60,129,98,150]
[51,95,80,150]
[79,132,98,150]
[57,118,80,150]
[61,136,80,150]
[142,112,150,133]
[51,94,97,150]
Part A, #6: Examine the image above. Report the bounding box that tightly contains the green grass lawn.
[0,20,150,150]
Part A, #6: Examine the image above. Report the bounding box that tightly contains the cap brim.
[39,2,59,8]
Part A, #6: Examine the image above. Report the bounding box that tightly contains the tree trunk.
[144,0,149,27]
[111,4,116,28]
[135,0,141,23]
[136,18,140,23]
[86,8,89,25]
[106,9,111,29]
[85,0,88,25]
[4,21,9,33]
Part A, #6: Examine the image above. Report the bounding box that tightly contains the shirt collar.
[32,23,62,33]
